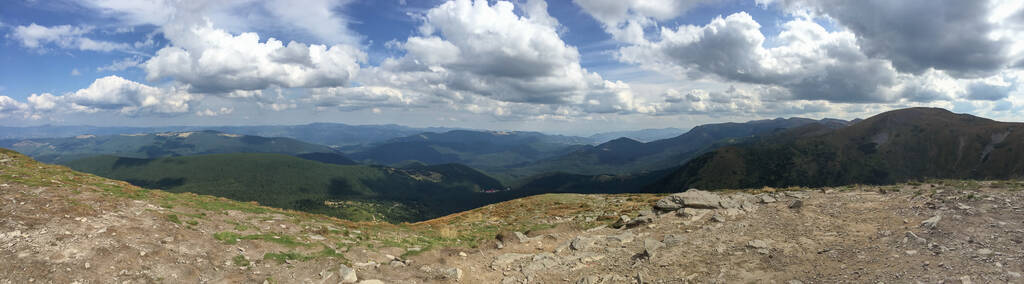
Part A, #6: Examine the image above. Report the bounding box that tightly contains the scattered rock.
[976,248,993,256]
[758,194,777,203]
[458,252,468,257]
[514,232,531,243]
[710,214,726,223]
[491,253,531,270]
[920,215,942,229]
[610,215,630,229]
[746,240,770,249]
[339,264,358,283]
[659,189,723,210]
[571,236,596,251]
[905,231,927,244]
[653,198,683,211]
[788,200,804,209]
[440,267,463,281]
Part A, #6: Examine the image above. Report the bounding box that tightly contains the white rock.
[339,264,358,283]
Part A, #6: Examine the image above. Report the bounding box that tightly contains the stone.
[610,215,630,229]
[746,240,770,249]
[788,200,804,209]
[905,231,927,244]
[641,238,665,260]
[653,198,683,211]
[625,215,653,228]
[571,236,596,251]
[719,198,740,209]
[670,189,723,209]
[357,280,384,284]
[905,250,918,256]
[711,214,726,223]
[758,194,777,203]
[339,264,358,283]
[440,268,463,281]
[977,248,993,255]
[514,232,531,243]
[920,215,942,229]
[960,276,972,284]
[458,252,468,257]
[501,277,518,284]
[578,252,605,263]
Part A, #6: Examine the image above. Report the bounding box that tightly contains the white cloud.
[0,96,28,118]
[572,0,705,44]
[144,22,366,94]
[361,0,646,116]
[770,0,1024,76]
[9,23,131,52]
[70,69,81,76]
[97,56,143,72]
[20,76,198,117]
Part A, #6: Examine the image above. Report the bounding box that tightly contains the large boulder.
[655,189,723,211]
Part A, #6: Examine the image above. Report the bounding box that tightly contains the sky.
[1,0,1023,136]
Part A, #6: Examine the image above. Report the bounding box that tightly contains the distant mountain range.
[345,130,590,175]
[0,130,338,164]
[0,123,459,147]
[500,117,852,181]
[650,108,1024,191]
[587,128,687,144]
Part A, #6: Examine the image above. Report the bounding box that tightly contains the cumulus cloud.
[619,13,903,103]
[572,0,705,43]
[0,96,28,118]
[9,23,130,52]
[362,0,646,116]
[772,0,1023,76]
[20,76,198,117]
[144,22,365,94]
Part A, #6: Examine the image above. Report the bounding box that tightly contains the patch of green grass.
[186,220,199,226]
[234,224,252,231]
[263,251,313,263]
[166,214,182,224]
[240,233,308,247]
[214,232,242,244]
[232,255,250,266]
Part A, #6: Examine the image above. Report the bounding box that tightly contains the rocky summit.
[3,148,1024,282]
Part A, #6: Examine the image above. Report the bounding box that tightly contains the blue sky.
[1,0,1022,135]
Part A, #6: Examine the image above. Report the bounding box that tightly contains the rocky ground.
[2,148,1024,283]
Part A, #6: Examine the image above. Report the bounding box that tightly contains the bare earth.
[1,150,1023,283]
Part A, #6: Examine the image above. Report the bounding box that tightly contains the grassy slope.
[0,147,658,259]
[653,108,1024,191]
[65,153,503,222]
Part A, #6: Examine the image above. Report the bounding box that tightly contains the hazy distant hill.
[347,130,590,173]
[0,130,338,164]
[66,153,504,222]
[588,128,687,144]
[652,108,1024,191]
[503,117,850,179]
[0,123,458,147]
